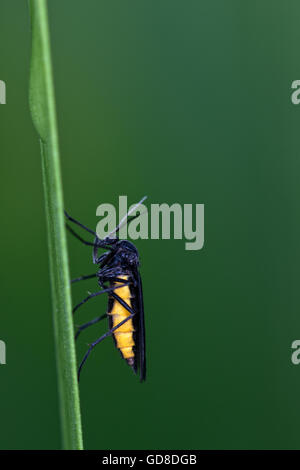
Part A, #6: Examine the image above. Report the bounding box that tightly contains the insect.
[65,197,147,382]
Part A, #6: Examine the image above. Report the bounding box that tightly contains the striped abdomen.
[108,275,135,366]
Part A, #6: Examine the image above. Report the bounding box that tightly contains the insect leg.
[110,291,136,315]
[111,277,134,284]
[107,276,136,287]
[77,313,135,381]
[71,274,97,284]
[73,283,130,314]
[98,278,135,315]
[75,313,107,340]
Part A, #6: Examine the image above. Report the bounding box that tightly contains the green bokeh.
[1,0,300,449]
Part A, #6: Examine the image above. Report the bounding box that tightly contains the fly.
[65,197,147,382]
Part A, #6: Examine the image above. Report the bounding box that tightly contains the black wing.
[132,268,146,382]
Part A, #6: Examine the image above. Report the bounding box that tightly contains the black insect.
[65,197,147,382]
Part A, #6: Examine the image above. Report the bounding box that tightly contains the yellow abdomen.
[109,275,135,362]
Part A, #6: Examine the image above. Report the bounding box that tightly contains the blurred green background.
[1,0,300,450]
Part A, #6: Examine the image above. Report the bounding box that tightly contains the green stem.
[28,0,83,450]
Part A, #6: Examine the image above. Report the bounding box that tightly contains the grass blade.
[28,0,83,450]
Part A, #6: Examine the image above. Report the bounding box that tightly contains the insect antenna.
[107,195,147,239]
[66,224,96,247]
[93,196,147,262]
[64,210,97,236]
